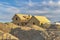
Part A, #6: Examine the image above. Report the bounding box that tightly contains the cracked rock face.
[46,30,60,40]
[10,28,46,40]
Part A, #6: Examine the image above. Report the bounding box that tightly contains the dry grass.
[0,30,19,40]
[0,22,60,40]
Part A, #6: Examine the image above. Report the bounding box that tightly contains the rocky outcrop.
[10,25,49,40]
[0,30,19,40]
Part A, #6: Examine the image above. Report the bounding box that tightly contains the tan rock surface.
[0,30,19,40]
[10,25,49,40]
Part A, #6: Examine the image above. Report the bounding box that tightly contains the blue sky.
[0,0,60,22]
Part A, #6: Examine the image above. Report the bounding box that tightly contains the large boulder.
[10,25,49,40]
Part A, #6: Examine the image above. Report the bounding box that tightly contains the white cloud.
[58,1,60,4]
[28,0,33,6]
[1,0,60,22]
[15,0,60,14]
[42,1,47,5]
[57,1,60,6]
[26,10,49,14]
[0,3,20,22]
[0,5,20,15]
[51,9,60,13]
[49,0,54,4]
[6,6,20,14]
